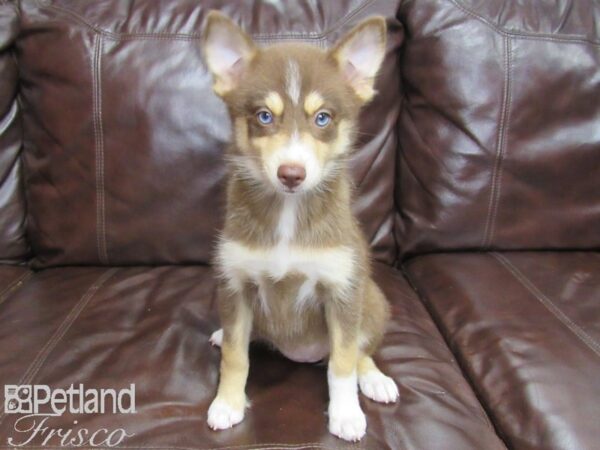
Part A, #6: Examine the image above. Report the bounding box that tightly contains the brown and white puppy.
[202,11,397,442]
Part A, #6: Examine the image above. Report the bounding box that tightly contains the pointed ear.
[202,11,257,96]
[330,17,387,103]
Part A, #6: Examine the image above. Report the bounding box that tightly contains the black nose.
[277,164,306,189]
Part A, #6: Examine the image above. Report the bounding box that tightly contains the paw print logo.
[4,385,33,414]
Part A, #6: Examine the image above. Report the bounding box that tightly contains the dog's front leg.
[325,299,366,442]
[207,286,253,430]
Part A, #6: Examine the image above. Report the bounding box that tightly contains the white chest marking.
[219,197,354,306]
[219,241,355,292]
[276,196,297,243]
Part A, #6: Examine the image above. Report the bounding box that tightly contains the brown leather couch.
[0,1,598,449]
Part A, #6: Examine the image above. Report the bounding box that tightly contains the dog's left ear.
[330,17,387,103]
[202,11,257,96]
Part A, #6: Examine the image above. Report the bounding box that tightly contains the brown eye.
[315,111,332,128]
[257,109,274,125]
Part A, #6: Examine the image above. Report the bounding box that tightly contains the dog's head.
[202,12,387,194]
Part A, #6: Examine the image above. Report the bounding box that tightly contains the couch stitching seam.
[253,36,328,47]
[482,36,511,247]
[92,34,100,262]
[401,265,507,435]
[483,36,513,248]
[450,0,600,45]
[251,0,375,40]
[98,35,108,264]
[488,38,513,245]
[492,253,600,358]
[0,268,118,426]
[39,0,374,42]
[92,34,108,264]
[0,271,32,306]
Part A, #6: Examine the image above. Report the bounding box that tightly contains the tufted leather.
[0,1,28,263]
[16,0,403,267]
[395,0,600,257]
[0,1,598,448]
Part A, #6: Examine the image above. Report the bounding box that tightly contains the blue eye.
[257,110,273,125]
[315,111,332,128]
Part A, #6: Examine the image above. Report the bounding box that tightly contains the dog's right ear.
[202,11,257,96]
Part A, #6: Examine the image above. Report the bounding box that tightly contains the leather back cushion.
[0,2,28,263]
[396,0,600,257]
[17,0,403,267]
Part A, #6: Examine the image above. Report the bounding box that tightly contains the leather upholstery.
[0,265,30,304]
[395,0,600,257]
[17,0,403,267]
[406,252,600,450]
[0,263,505,449]
[0,1,28,263]
[0,0,598,448]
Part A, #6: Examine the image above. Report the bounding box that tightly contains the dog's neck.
[223,162,355,248]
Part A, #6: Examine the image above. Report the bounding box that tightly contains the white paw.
[207,398,244,430]
[209,329,223,347]
[328,404,367,442]
[359,371,399,404]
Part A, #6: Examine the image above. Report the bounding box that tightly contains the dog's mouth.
[281,186,302,194]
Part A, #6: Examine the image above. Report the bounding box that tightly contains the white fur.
[285,59,301,104]
[220,194,354,296]
[264,131,322,192]
[277,196,297,243]
[218,240,355,293]
[295,277,318,312]
[327,369,366,442]
[207,398,244,430]
[359,370,399,404]
[209,328,223,347]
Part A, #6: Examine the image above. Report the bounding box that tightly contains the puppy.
[202,11,398,442]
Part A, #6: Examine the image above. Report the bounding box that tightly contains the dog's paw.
[328,404,366,442]
[207,398,244,430]
[209,328,223,347]
[359,371,399,404]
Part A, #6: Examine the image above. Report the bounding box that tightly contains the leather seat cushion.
[0,263,504,449]
[0,265,30,306]
[406,251,600,450]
